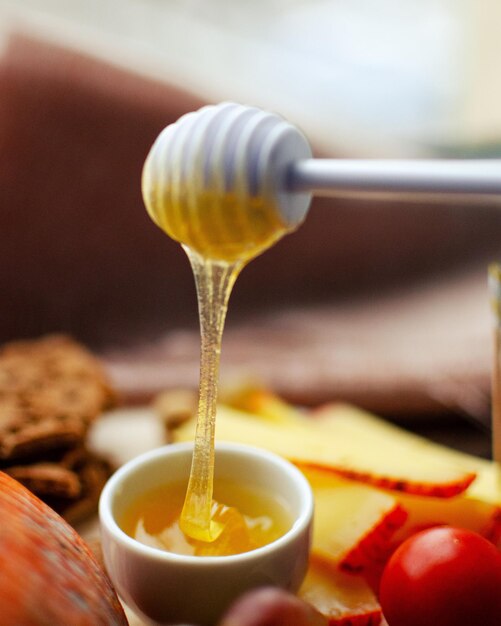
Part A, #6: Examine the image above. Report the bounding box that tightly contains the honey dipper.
[143,101,501,243]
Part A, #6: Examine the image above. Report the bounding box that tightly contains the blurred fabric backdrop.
[1,0,500,430]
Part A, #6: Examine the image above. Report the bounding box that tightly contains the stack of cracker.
[0,335,117,524]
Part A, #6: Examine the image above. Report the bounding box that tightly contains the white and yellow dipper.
[143,101,501,261]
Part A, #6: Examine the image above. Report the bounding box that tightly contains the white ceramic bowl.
[99,442,313,626]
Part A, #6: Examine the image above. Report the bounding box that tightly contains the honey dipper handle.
[288,159,501,196]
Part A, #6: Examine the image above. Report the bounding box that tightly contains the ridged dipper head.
[142,102,312,262]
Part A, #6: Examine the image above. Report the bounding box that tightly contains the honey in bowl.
[99,441,313,626]
[119,477,293,557]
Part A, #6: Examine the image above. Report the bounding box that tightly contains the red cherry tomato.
[380,526,501,626]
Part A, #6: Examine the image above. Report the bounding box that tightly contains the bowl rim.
[99,441,313,567]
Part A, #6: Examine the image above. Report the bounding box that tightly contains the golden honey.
[119,478,293,557]
[142,184,291,264]
[143,147,294,546]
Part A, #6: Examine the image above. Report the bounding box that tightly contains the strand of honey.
[144,149,292,542]
[179,250,243,541]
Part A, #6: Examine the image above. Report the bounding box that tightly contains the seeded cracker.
[0,335,117,523]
